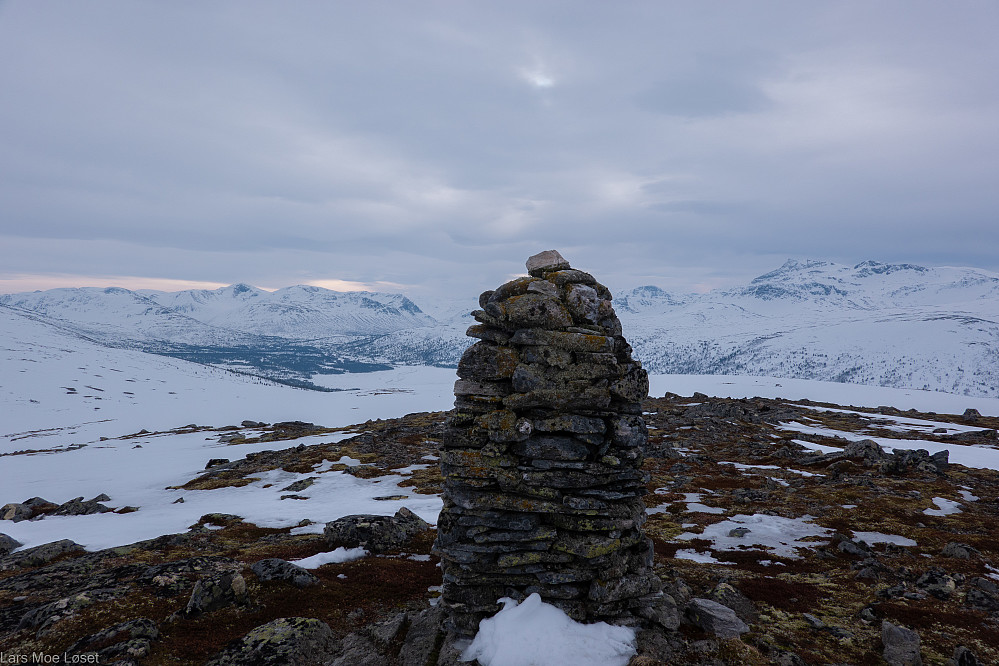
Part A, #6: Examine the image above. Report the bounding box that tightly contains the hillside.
[2,388,998,664]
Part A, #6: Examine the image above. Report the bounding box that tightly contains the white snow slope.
[3,304,999,556]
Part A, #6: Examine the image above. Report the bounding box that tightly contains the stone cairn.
[434,250,666,637]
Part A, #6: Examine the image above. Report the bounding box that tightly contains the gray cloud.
[1,0,998,299]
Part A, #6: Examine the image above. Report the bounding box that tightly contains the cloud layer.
[2,1,997,298]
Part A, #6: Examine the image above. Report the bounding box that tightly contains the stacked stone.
[435,250,663,637]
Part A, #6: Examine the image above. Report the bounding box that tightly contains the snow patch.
[460,593,636,666]
[291,547,368,569]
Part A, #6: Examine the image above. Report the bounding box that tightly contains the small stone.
[526,249,570,276]
[205,458,230,469]
[728,527,751,538]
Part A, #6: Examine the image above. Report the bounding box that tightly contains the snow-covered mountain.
[619,260,999,398]
[145,283,434,338]
[0,287,261,347]
[3,259,998,397]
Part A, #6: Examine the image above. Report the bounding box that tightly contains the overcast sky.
[2,1,998,301]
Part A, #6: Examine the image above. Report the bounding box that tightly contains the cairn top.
[526,250,570,276]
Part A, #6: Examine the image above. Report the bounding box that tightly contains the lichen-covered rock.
[183,572,248,616]
[436,251,655,636]
[324,507,430,553]
[204,617,338,666]
[251,558,319,588]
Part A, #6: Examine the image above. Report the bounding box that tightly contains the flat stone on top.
[526,250,570,276]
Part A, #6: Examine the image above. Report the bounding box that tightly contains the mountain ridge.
[3,259,998,397]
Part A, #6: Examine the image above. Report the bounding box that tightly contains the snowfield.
[3,302,999,555]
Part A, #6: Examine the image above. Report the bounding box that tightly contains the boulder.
[324,507,430,553]
[882,620,922,666]
[1,503,33,522]
[251,558,319,588]
[204,617,338,666]
[0,532,22,555]
[184,572,248,616]
[2,539,84,569]
[684,598,749,638]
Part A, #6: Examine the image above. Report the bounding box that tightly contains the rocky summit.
[435,251,673,637]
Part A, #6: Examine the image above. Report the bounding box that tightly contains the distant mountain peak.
[751,259,832,283]
[852,260,928,277]
[229,283,258,295]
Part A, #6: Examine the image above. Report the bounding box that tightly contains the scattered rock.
[882,620,922,666]
[251,558,319,588]
[206,458,231,468]
[324,507,430,553]
[204,617,338,666]
[684,598,749,639]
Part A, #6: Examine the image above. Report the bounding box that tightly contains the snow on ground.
[852,532,918,547]
[649,374,999,416]
[797,405,990,434]
[460,593,636,666]
[923,497,963,516]
[291,547,368,569]
[779,421,999,472]
[676,514,832,559]
[4,312,999,556]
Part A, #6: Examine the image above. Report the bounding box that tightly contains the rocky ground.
[1,394,998,665]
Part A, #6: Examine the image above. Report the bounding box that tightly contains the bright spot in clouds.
[521,67,555,88]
